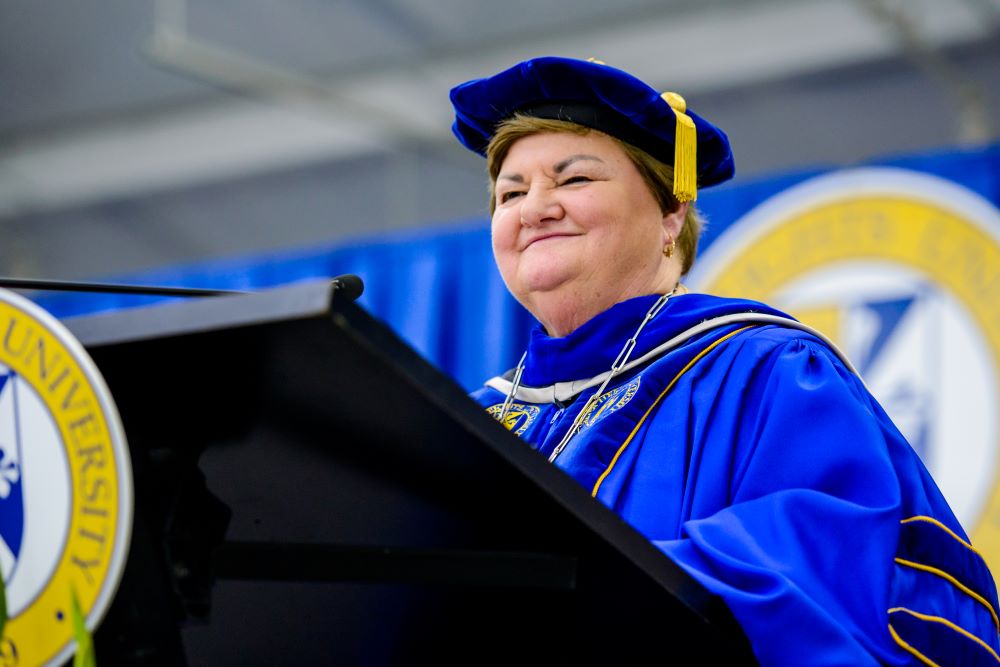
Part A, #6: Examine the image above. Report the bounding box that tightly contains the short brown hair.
[485,114,705,275]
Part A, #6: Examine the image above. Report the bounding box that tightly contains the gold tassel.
[661,92,697,202]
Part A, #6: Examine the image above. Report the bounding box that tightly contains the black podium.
[65,280,757,665]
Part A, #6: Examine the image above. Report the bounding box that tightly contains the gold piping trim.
[896,558,1000,632]
[889,607,1000,664]
[902,515,984,558]
[591,326,756,497]
[888,623,940,667]
[895,557,1000,633]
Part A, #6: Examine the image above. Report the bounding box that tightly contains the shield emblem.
[0,370,25,581]
[851,295,931,464]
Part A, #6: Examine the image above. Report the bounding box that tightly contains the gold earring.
[663,235,676,258]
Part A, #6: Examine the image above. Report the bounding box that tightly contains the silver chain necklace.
[494,288,676,463]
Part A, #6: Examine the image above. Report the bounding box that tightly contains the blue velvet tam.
[449,56,735,195]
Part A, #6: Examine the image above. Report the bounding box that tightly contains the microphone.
[0,274,365,302]
[331,274,364,302]
[0,277,245,297]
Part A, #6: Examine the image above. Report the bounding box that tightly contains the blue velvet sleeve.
[653,334,996,666]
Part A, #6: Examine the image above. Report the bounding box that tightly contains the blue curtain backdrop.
[37,143,1000,392]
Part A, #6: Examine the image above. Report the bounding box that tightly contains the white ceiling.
[1,0,998,219]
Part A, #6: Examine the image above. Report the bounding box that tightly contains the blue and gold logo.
[0,288,132,666]
[486,403,541,435]
[578,377,641,430]
[689,167,1000,572]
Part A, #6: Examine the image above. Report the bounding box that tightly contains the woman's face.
[491,131,681,331]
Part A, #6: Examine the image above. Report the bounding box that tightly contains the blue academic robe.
[472,293,999,666]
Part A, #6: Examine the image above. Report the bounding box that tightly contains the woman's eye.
[561,176,592,185]
[499,190,525,203]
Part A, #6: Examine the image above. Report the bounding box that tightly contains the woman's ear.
[662,201,689,243]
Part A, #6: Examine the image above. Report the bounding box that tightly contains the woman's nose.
[519,185,563,227]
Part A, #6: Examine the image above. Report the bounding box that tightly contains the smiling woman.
[490,130,681,336]
[449,57,1000,666]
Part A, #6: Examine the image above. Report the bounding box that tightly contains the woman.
[451,57,999,665]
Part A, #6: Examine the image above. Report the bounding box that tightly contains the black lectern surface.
[66,280,757,665]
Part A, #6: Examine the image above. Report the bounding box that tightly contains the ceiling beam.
[0,0,993,220]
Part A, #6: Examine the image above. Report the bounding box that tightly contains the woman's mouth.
[523,232,580,249]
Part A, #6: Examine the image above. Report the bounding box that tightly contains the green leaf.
[70,585,97,667]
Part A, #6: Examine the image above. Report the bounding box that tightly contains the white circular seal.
[689,167,1000,571]
[0,287,133,666]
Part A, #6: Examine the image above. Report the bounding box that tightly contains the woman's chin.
[516,266,576,296]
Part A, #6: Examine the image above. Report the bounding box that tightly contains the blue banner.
[39,143,1000,395]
